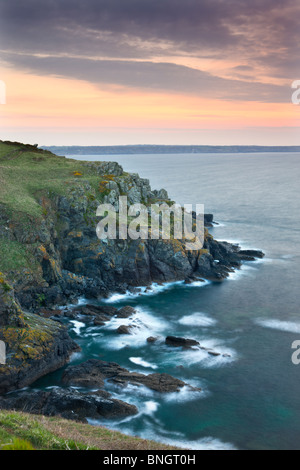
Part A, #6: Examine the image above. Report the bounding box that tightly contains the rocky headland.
[0,140,264,421]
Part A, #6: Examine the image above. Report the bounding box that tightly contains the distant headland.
[41,145,300,156]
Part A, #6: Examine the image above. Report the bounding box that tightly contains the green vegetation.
[0,140,110,273]
[0,141,97,219]
[0,410,179,450]
[0,239,33,272]
[0,411,95,450]
[0,310,62,364]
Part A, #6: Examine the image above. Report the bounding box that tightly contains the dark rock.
[147,336,158,343]
[0,156,264,310]
[0,277,27,328]
[0,319,80,395]
[237,249,265,260]
[0,387,138,422]
[116,325,135,335]
[0,279,79,395]
[62,359,199,393]
[184,276,205,284]
[192,212,214,227]
[93,318,107,326]
[165,336,200,349]
[116,306,136,318]
[39,308,63,318]
[75,304,118,317]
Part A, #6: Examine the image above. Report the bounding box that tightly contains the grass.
[0,239,33,272]
[0,410,180,451]
[0,140,109,220]
[0,140,107,273]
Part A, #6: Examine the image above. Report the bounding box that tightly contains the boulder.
[147,336,158,343]
[165,336,200,349]
[116,325,135,335]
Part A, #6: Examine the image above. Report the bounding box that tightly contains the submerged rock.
[116,306,137,318]
[116,324,136,335]
[62,359,200,393]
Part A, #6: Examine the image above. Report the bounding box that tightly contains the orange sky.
[0,68,299,146]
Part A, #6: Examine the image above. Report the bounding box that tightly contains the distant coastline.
[41,145,300,156]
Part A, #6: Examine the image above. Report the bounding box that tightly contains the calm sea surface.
[35,152,300,450]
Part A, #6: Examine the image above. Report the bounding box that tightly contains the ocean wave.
[104,281,184,303]
[100,307,168,350]
[255,319,300,334]
[104,279,212,303]
[184,279,211,288]
[129,357,158,370]
[161,340,237,369]
[178,312,216,327]
[227,263,257,281]
[70,320,85,335]
[105,419,237,450]
[164,436,237,451]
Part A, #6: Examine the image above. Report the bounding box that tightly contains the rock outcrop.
[0,387,138,423]
[165,336,200,349]
[0,276,79,394]
[61,359,199,393]
[0,144,264,312]
[0,142,264,399]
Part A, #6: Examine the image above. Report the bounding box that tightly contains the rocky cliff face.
[0,142,264,406]
[0,157,264,311]
[0,276,79,394]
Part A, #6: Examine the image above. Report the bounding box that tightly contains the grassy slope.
[0,141,106,273]
[0,141,100,218]
[0,410,178,451]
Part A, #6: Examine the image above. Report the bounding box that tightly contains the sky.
[0,0,299,146]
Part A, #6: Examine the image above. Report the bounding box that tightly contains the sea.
[34,152,300,450]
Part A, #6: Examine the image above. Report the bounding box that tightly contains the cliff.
[0,140,264,396]
[0,274,79,394]
[0,140,263,313]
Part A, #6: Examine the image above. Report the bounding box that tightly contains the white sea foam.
[159,436,237,451]
[144,400,159,414]
[70,320,85,335]
[58,296,88,310]
[227,263,257,281]
[101,307,168,350]
[103,280,198,303]
[211,221,226,227]
[104,420,237,451]
[69,351,84,363]
[256,319,300,334]
[129,357,158,369]
[178,312,216,327]
[184,279,211,288]
[162,384,207,404]
[162,338,236,369]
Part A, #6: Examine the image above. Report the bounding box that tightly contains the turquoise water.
[35,152,300,450]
